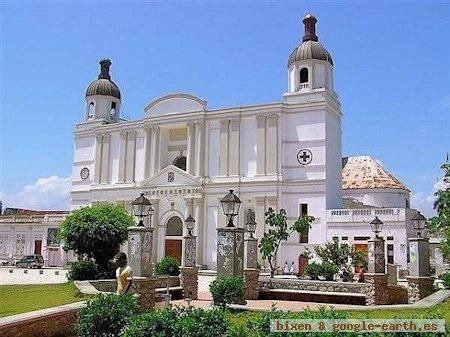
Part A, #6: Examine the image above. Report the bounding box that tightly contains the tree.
[60,204,134,273]
[315,241,368,270]
[427,162,450,257]
[259,208,315,277]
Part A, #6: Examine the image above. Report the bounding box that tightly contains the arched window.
[166,216,183,236]
[173,155,187,171]
[88,102,95,118]
[300,68,309,83]
[110,101,116,117]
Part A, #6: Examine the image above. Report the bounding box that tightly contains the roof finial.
[302,14,318,42]
[98,59,112,80]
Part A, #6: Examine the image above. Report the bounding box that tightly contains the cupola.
[84,59,121,123]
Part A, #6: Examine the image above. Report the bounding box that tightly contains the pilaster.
[93,135,103,184]
[144,127,153,180]
[118,131,127,183]
[100,134,111,184]
[256,115,266,175]
[228,118,240,176]
[125,130,136,182]
[194,198,204,266]
[195,120,205,177]
[186,123,196,175]
[266,114,278,175]
[219,120,229,176]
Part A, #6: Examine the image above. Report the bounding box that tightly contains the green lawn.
[0,282,92,318]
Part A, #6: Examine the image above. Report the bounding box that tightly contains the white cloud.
[411,177,448,218]
[0,176,71,211]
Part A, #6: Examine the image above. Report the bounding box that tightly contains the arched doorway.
[165,216,183,263]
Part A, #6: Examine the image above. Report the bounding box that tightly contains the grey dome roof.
[287,14,333,67]
[288,40,333,67]
[85,59,121,99]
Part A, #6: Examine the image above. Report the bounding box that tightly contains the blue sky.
[0,1,449,215]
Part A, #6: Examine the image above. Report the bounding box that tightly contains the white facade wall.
[343,188,410,209]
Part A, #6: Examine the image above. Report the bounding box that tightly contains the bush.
[442,272,450,289]
[341,265,354,282]
[122,306,229,337]
[154,256,180,276]
[305,262,321,280]
[209,275,244,307]
[320,262,338,281]
[76,293,139,337]
[68,260,98,281]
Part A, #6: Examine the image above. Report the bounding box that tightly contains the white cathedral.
[70,14,421,275]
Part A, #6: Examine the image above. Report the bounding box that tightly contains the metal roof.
[288,40,333,67]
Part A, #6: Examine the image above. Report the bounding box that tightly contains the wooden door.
[34,240,42,255]
[298,256,309,276]
[165,239,182,263]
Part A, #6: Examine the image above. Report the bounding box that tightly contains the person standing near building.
[115,252,133,294]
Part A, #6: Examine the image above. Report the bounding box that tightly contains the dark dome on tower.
[287,14,333,67]
[86,59,121,99]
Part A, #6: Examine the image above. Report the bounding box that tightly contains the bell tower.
[84,59,122,123]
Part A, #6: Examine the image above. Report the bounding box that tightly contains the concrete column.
[228,118,240,176]
[127,226,153,277]
[256,115,266,175]
[183,235,196,267]
[125,130,136,182]
[144,127,153,180]
[100,134,111,184]
[132,277,157,310]
[219,120,229,176]
[195,121,205,177]
[186,123,196,175]
[266,114,278,175]
[93,135,103,184]
[408,237,430,277]
[217,227,245,277]
[180,266,199,299]
[243,269,260,300]
[406,276,436,303]
[118,132,127,183]
[194,198,204,266]
[365,273,389,305]
[151,127,160,174]
[368,237,385,274]
[245,237,258,269]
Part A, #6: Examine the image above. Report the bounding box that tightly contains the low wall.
[82,276,180,293]
[388,285,408,304]
[0,302,85,337]
[259,277,372,295]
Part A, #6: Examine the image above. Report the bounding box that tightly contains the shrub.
[154,256,180,276]
[209,275,244,307]
[442,272,450,289]
[68,260,98,281]
[121,307,179,337]
[320,262,338,281]
[121,306,229,337]
[305,262,321,280]
[76,293,139,337]
[341,265,354,282]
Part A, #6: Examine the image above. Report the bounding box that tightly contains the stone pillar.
[132,277,157,310]
[245,237,258,269]
[144,127,153,180]
[243,269,260,300]
[195,121,205,177]
[194,198,204,266]
[406,276,436,303]
[186,123,196,175]
[127,226,153,277]
[180,266,199,300]
[219,120,229,176]
[183,235,196,267]
[368,237,385,274]
[365,273,389,305]
[408,237,430,277]
[217,227,245,277]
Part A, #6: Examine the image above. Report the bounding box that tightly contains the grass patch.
[0,282,92,318]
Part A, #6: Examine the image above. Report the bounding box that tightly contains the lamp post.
[217,189,245,277]
[132,193,154,227]
[220,190,242,227]
[411,211,427,237]
[368,216,385,274]
[128,193,155,278]
[370,216,384,238]
[185,215,196,237]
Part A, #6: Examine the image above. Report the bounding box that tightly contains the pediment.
[144,93,207,117]
[141,165,201,188]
